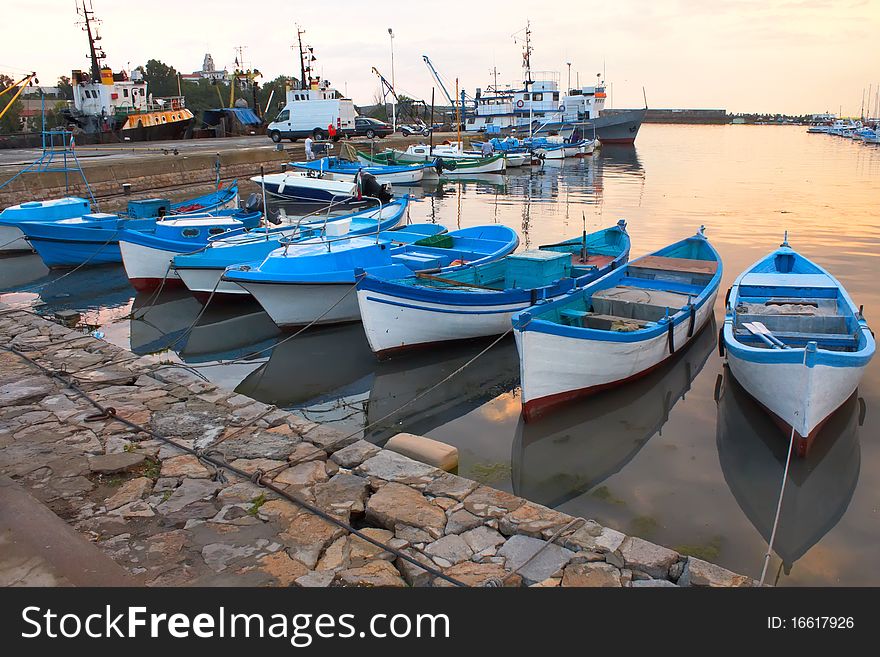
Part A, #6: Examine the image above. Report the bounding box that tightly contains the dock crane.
[371,66,429,125]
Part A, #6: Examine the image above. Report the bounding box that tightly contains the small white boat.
[721,237,874,456]
[513,227,722,420]
[251,171,358,202]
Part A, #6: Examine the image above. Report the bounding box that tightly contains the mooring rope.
[757,347,810,587]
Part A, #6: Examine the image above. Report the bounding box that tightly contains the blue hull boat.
[512,227,722,420]
[173,199,436,300]
[223,225,520,328]
[118,210,263,291]
[721,237,874,456]
[16,184,241,267]
[287,157,429,185]
[357,220,631,357]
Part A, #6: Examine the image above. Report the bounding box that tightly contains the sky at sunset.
[4,0,880,115]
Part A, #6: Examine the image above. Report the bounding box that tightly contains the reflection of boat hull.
[512,317,716,507]
[365,339,519,442]
[236,323,376,406]
[716,369,861,569]
[129,291,202,354]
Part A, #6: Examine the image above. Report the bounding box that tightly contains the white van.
[267,84,357,143]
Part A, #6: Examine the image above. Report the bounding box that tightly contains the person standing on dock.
[304,135,315,161]
[328,122,338,142]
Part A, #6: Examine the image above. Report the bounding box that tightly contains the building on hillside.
[181,54,229,84]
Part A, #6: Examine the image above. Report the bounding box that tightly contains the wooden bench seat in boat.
[735,312,850,335]
[559,309,652,331]
[627,255,718,285]
[591,285,693,322]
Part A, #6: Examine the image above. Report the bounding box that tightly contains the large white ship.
[464,25,645,144]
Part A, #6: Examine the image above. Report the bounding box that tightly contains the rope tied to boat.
[757,346,810,587]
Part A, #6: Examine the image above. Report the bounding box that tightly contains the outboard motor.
[243,193,261,213]
[435,157,457,174]
[358,171,393,204]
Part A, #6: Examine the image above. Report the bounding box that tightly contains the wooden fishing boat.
[721,238,874,456]
[513,226,722,421]
[222,225,519,328]
[357,220,630,357]
[173,198,416,301]
[118,209,263,291]
[11,184,241,267]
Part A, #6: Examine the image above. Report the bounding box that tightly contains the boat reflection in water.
[511,318,716,508]
[129,291,280,361]
[715,368,863,575]
[236,323,376,407]
[365,338,520,443]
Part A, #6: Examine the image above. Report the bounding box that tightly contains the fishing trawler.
[61,1,193,141]
[464,24,645,144]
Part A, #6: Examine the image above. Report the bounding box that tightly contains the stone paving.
[0,304,755,587]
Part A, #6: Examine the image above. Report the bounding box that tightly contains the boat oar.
[750,321,790,348]
[742,322,782,349]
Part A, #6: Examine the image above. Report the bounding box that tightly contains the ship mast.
[296,25,308,90]
[76,1,105,81]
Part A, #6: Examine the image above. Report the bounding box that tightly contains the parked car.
[353,117,393,139]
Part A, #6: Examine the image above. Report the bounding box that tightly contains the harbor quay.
[0,302,754,588]
[0,133,447,209]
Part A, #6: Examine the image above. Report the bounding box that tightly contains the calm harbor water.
[2,124,878,586]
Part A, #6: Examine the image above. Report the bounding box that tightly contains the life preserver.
[516,100,524,108]
[558,104,565,112]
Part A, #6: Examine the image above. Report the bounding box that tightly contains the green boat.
[356,149,507,175]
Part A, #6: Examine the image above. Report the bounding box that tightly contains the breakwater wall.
[0,134,443,210]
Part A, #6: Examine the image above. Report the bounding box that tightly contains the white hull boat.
[513,227,722,420]
[722,238,874,456]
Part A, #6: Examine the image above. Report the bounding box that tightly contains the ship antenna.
[77,1,105,81]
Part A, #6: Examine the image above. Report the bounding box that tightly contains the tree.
[0,74,23,134]
[138,59,180,98]
[57,75,73,100]
[257,75,293,117]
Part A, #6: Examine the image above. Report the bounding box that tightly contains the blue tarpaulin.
[204,108,262,126]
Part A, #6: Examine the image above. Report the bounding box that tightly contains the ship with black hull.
[61,1,193,142]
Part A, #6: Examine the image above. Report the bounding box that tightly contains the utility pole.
[388,28,396,131]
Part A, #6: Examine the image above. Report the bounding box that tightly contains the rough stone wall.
[0,304,754,588]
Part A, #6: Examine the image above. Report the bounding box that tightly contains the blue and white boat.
[224,225,519,328]
[173,199,427,300]
[116,209,263,291]
[357,220,630,357]
[287,157,429,185]
[0,197,91,253]
[512,227,722,420]
[10,184,241,266]
[721,236,874,456]
[251,170,362,202]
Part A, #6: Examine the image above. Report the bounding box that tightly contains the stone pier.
[0,303,754,588]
